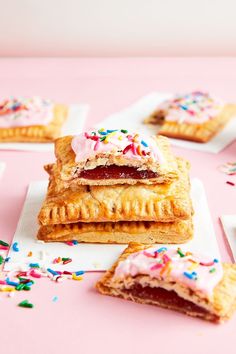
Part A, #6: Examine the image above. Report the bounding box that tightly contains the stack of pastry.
[37,129,194,244]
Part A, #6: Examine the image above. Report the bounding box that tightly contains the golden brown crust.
[145,104,236,143]
[54,135,179,185]
[96,243,236,323]
[0,104,68,142]
[38,158,193,225]
[37,219,193,244]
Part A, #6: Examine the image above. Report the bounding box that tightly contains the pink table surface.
[0,58,236,354]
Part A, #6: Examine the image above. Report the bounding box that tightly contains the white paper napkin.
[0,104,90,152]
[4,178,220,272]
[220,215,236,262]
[95,93,236,153]
[0,161,6,178]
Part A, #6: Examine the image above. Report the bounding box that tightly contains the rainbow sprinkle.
[12,242,19,252]
[97,129,148,155]
[177,248,185,257]
[18,300,34,309]
[65,240,79,246]
[219,162,236,175]
[53,257,72,265]
[183,271,198,280]
[52,296,58,302]
[114,246,223,296]
[82,129,157,158]
[158,91,222,123]
[226,181,235,186]
[29,263,40,268]
[0,240,9,247]
[0,237,86,309]
[0,98,27,115]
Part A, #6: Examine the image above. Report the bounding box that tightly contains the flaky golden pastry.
[38,158,193,225]
[53,134,179,185]
[145,104,236,143]
[96,243,236,323]
[0,104,68,142]
[37,218,193,244]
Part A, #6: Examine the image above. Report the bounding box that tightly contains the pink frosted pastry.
[97,243,236,323]
[0,97,53,128]
[0,97,68,142]
[156,92,223,125]
[144,91,236,143]
[54,129,179,185]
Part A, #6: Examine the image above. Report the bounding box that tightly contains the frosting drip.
[114,246,223,297]
[158,91,223,124]
[0,97,54,128]
[71,129,165,164]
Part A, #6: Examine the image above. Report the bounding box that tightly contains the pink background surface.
[0,58,236,354]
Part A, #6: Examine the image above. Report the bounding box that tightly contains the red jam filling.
[126,284,213,317]
[78,165,157,180]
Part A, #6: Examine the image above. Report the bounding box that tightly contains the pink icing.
[0,97,54,128]
[114,246,223,297]
[71,129,165,164]
[158,91,223,124]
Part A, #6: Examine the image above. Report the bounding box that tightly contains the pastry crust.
[38,158,193,225]
[54,134,179,185]
[37,219,193,244]
[0,104,68,142]
[145,104,236,143]
[96,243,236,323]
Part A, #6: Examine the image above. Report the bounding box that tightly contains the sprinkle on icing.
[114,246,223,297]
[71,129,165,163]
[158,91,223,124]
[0,97,53,128]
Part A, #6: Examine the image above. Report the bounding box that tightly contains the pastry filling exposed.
[77,165,158,180]
[149,110,166,125]
[125,284,218,319]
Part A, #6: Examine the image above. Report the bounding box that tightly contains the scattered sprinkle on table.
[219,162,236,175]
[226,181,235,186]
[0,244,85,308]
[18,300,34,308]
[72,274,83,281]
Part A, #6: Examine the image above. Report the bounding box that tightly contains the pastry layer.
[146,104,236,143]
[0,104,68,142]
[37,219,193,244]
[96,243,236,323]
[38,158,193,225]
[54,134,178,185]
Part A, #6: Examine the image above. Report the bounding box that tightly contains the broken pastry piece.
[37,219,193,244]
[0,97,68,142]
[96,243,236,323]
[144,91,236,143]
[53,129,178,186]
[38,158,193,225]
